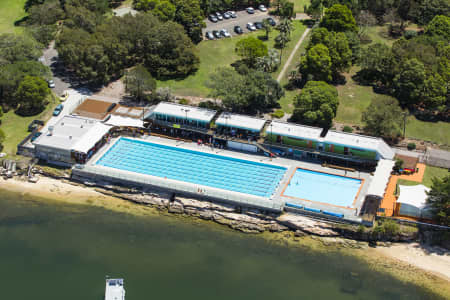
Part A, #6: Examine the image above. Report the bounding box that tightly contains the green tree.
[358,42,395,84]
[14,76,50,116]
[256,49,280,73]
[320,4,357,33]
[262,18,272,40]
[299,44,332,82]
[422,74,447,111]
[0,128,5,151]
[27,0,65,25]
[425,15,450,41]
[125,65,156,102]
[153,1,176,21]
[206,67,283,113]
[291,81,338,128]
[427,175,450,226]
[362,95,403,138]
[0,34,42,64]
[235,37,268,67]
[393,58,426,106]
[171,0,205,43]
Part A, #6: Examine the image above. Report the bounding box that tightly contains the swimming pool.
[282,168,362,207]
[96,138,286,198]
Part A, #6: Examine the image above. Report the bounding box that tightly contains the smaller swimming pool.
[283,168,362,208]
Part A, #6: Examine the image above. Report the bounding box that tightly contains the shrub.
[178,98,189,105]
[380,219,400,236]
[404,30,418,39]
[394,159,404,172]
[407,143,416,150]
[271,109,285,119]
[343,125,353,133]
[198,100,221,110]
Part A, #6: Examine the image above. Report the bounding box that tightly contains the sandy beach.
[1,175,449,288]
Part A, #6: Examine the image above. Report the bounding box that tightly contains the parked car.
[212,30,221,39]
[48,79,55,88]
[228,11,237,18]
[234,25,243,34]
[205,31,214,40]
[223,12,231,19]
[246,22,256,31]
[258,4,267,12]
[215,12,223,20]
[53,104,64,116]
[266,17,276,26]
[60,91,69,102]
[28,120,44,132]
[209,14,218,22]
[254,21,263,29]
[246,7,255,14]
[220,29,231,37]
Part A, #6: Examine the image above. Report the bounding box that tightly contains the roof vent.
[69,136,72,139]
[80,125,83,128]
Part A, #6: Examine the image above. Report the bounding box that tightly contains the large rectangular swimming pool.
[96,138,287,198]
[282,168,362,208]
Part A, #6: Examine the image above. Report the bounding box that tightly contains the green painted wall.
[325,143,376,160]
[268,134,317,149]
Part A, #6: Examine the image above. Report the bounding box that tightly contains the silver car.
[258,4,267,12]
[246,22,256,31]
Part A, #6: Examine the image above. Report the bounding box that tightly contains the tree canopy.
[362,95,403,139]
[235,37,268,67]
[427,175,450,226]
[291,81,338,128]
[56,13,199,83]
[14,76,50,116]
[320,4,357,33]
[206,67,284,114]
[299,44,333,82]
[125,65,156,102]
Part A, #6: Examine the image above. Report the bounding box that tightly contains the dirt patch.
[94,79,126,99]
[73,99,116,120]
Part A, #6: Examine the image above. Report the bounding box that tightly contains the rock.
[277,213,340,237]
[267,222,288,232]
[168,201,184,214]
[294,230,306,237]
[198,210,213,220]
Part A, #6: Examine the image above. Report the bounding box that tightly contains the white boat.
[105,278,125,300]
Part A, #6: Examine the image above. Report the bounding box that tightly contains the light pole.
[182,108,190,127]
[223,112,230,144]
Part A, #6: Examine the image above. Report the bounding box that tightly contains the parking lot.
[202,9,276,39]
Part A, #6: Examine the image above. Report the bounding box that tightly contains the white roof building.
[216,113,266,132]
[269,121,322,141]
[34,115,111,155]
[366,159,395,198]
[149,102,217,123]
[324,131,395,160]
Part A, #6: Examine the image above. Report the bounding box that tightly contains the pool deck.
[79,136,371,221]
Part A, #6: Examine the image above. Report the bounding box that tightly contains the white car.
[258,4,267,12]
[246,7,255,14]
[246,22,256,31]
[220,29,231,38]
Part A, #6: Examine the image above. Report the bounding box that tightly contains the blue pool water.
[283,169,362,207]
[96,138,286,198]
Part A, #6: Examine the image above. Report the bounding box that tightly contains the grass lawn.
[364,26,397,47]
[290,0,310,13]
[0,0,27,34]
[156,20,306,98]
[1,95,59,157]
[397,165,449,188]
[406,117,450,146]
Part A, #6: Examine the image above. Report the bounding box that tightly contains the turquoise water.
[96,138,286,198]
[0,190,444,300]
[283,168,362,207]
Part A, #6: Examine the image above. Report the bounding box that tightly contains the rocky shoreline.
[65,177,418,245]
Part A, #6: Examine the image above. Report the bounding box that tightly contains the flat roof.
[151,102,217,123]
[325,131,395,159]
[104,115,144,128]
[269,121,322,141]
[216,113,266,132]
[34,116,111,153]
[366,159,395,198]
[73,99,115,120]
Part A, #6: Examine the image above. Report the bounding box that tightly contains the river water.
[0,190,442,300]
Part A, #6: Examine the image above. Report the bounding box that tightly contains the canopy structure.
[148,102,217,123]
[72,123,111,153]
[397,184,433,218]
[367,159,395,198]
[269,121,322,141]
[104,115,144,128]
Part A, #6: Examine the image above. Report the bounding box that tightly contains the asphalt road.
[202,9,274,38]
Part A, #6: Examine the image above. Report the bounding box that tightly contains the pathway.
[277,27,311,83]
[378,163,426,216]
